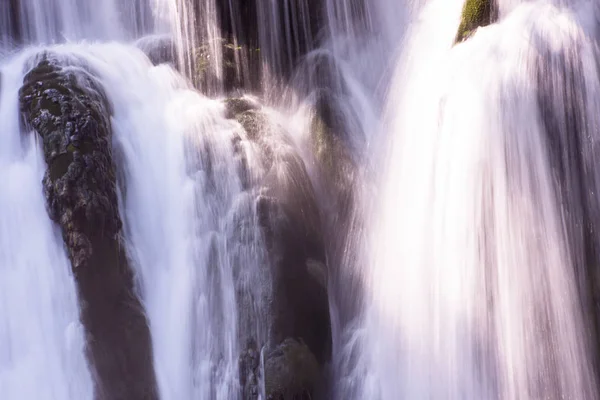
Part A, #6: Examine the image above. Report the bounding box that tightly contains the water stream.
[1,0,600,399]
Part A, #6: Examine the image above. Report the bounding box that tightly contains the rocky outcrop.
[225,101,331,399]
[19,53,158,400]
[455,0,496,43]
[264,338,320,400]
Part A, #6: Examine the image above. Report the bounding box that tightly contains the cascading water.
[0,50,94,400]
[352,0,600,399]
[3,0,600,399]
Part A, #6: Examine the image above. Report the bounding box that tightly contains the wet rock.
[136,35,178,67]
[229,107,331,398]
[239,339,262,400]
[224,96,260,119]
[216,0,324,86]
[310,91,356,197]
[264,338,320,400]
[454,0,496,43]
[194,38,261,93]
[236,109,270,142]
[19,53,158,400]
[308,91,365,327]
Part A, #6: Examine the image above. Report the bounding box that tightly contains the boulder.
[264,338,321,400]
[224,96,260,119]
[19,53,158,400]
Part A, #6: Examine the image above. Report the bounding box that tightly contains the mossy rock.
[235,109,270,141]
[264,338,320,400]
[454,0,495,43]
[19,53,159,400]
[224,97,260,120]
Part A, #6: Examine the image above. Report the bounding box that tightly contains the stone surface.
[19,53,158,400]
[226,105,331,399]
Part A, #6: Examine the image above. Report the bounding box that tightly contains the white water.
[92,45,271,399]
[351,0,600,399]
[3,0,600,399]
[0,51,93,399]
[36,41,275,400]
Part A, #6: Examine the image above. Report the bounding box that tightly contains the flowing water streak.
[51,43,272,399]
[0,50,93,400]
[361,0,600,399]
[2,0,127,45]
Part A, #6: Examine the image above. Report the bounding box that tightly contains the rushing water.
[2,0,600,399]
[354,0,600,399]
[0,50,94,400]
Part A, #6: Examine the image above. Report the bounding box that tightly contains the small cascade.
[0,50,94,400]
[2,0,600,399]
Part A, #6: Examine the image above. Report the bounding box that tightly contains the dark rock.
[19,53,158,400]
[136,35,178,67]
[216,0,324,87]
[224,96,260,120]
[230,107,331,399]
[264,338,320,400]
[308,90,365,328]
[310,91,356,195]
[239,339,262,400]
[534,33,600,378]
[454,0,496,44]
[194,38,261,94]
[236,109,270,142]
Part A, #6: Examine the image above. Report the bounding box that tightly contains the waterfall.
[2,0,600,399]
[355,0,600,399]
[0,50,94,400]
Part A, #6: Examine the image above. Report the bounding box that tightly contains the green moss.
[454,0,493,44]
[235,110,268,140]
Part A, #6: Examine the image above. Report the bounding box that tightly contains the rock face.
[455,0,495,43]
[19,54,158,400]
[264,338,320,400]
[225,100,331,399]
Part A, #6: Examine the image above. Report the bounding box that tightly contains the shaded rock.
[216,0,324,86]
[534,33,600,375]
[310,91,356,194]
[19,53,158,400]
[264,338,320,400]
[239,339,262,400]
[136,35,178,67]
[224,96,260,119]
[230,107,331,399]
[238,110,331,360]
[308,91,366,329]
[194,38,261,93]
[236,109,270,142]
[454,0,496,43]
[291,50,347,97]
